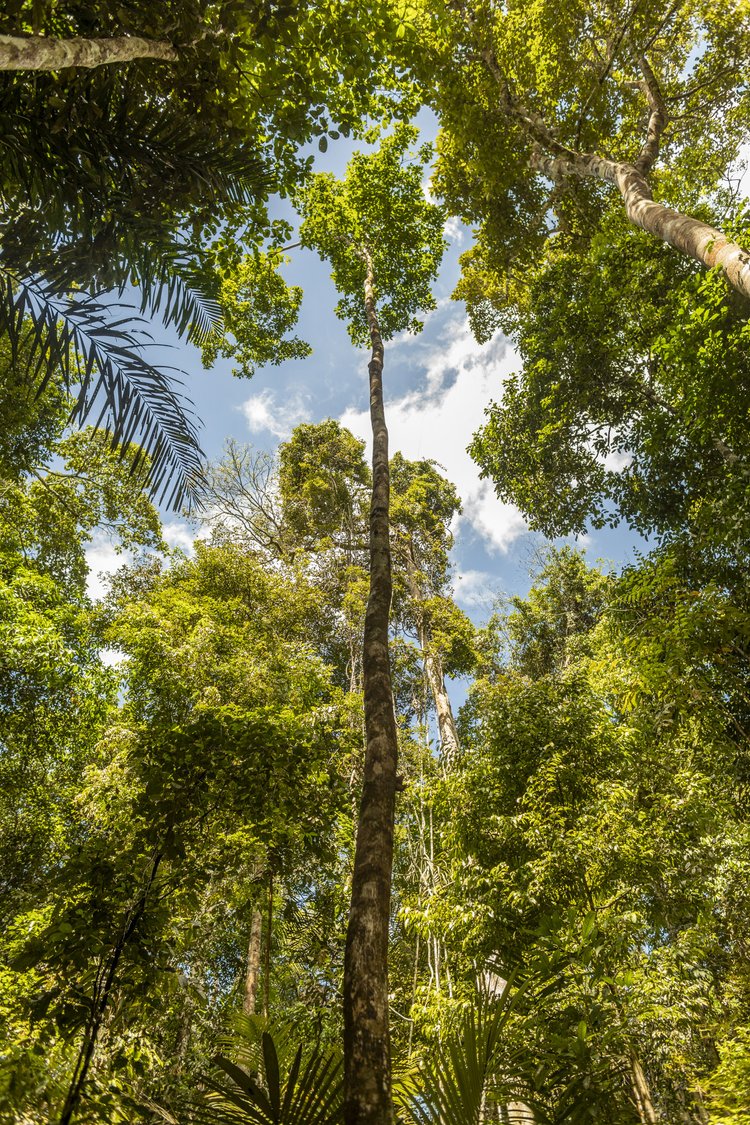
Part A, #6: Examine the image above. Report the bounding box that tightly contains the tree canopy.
[3,3,750,1123]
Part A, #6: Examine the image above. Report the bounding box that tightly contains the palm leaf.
[400,977,543,1125]
[192,1017,344,1125]
[1,69,272,348]
[0,267,205,510]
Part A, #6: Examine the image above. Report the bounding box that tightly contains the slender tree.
[299,126,445,1124]
[390,454,476,770]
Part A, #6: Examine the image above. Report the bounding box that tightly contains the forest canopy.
[2,2,750,1124]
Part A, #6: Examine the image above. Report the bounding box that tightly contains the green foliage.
[0,276,206,508]
[278,420,370,545]
[424,548,750,1120]
[195,1016,343,1125]
[469,216,750,564]
[706,1027,750,1124]
[200,252,311,379]
[298,124,446,345]
[0,0,419,505]
[399,982,534,1124]
[412,0,750,315]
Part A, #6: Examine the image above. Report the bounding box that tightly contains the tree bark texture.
[243,909,263,1015]
[423,646,460,768]
[530,149,750,303]
[58,851,162,1125]
[343,252,399,1125]
[264,872,273,1018]
[0,33,178,70]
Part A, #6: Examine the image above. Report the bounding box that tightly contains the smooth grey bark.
[243,909,263,1015]
[402,545,460,766]
[343,250,399,1125]
[403,548,461,767]
[423,642,460,767]
[0,33,177,70]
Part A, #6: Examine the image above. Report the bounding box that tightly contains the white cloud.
[340,314,528,554]
[163,521,195,555]
[238,389,309,438]
[465,483,528,555]
[601,448,632,473]
[85,533,123,601]
[99,647,128,668]
[453,568,504,612]
[85,522,195,603]
[444,216,466,245]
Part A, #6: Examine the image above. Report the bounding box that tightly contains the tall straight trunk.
[59,851,162,1125]
[0,33,178,70]
[343,251,399,1125]
[404,550,460,767]
[530,150,750,302]
[629,1052,660,1125]
[243,909,263,1015]
[422,645,460,767]
[264,872,273,1018]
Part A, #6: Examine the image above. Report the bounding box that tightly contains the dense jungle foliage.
[2,1,750,1123]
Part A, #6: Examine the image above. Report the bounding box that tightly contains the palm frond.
[191,1017,344,1125]
[0,68,272,347]
[131,248,224,347]
[0,267,205,510]
[0,68,272,248]
[399,978,542,1125]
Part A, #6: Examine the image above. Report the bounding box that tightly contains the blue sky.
[86,114,649,620]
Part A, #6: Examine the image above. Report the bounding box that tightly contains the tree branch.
[0,33,178,71]
[634,54,669,175]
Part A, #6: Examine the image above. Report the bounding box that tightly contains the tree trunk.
[264,872,273,1018]
[403,548,460,767]
[530,152,750,303]
[422,647,460,768]
[58,851,162,1125]
[243,909,263,1015]
[0,33,178,71]
[464,11,750,305]
[629,1052,660,1125]
[343,252,399,1125]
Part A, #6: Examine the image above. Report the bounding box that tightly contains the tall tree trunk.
[0,33,178,70]
[422,645,460,767]
[629,1052,660,1125]
[58,851,162,1125]
[243,909,263,1015]
[343,251,399,1125]
[403,549,461,767]
[264,872,273,1018]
